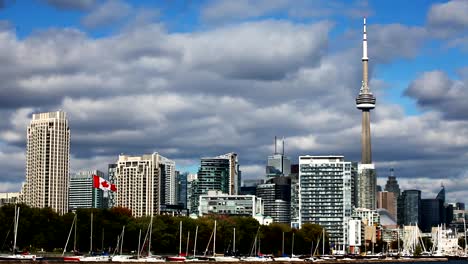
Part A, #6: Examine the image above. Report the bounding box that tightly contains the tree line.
[0,204,329,256]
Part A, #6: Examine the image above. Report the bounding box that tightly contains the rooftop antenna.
[390,168,394,177]
[274,136,277,154]
[282,137,285,156]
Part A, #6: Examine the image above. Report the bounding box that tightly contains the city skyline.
[0,0,467,204]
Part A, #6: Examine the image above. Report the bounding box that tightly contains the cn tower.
[356,18,377,209]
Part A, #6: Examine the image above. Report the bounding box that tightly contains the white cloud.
[81,0,131,29]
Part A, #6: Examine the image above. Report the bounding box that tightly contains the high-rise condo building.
[23,111,70,214]
[299,156,353,249]
[356,18,377,210]
[190,153,239,213]
[176,171,188,209]
[159,156,177,205]
[69,170,106,210]
[113,153,171,217]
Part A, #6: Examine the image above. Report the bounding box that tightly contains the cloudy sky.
[0,0,467,203]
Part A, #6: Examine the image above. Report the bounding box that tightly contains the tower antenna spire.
[274,136,277,154]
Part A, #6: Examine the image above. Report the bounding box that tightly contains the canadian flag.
[93,175,117,192]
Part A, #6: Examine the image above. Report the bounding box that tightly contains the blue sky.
[0,0,467,202]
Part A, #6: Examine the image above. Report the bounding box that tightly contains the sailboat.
[0,206,42,261]
[136,215,165,262]
[81,213,111,262]
[241,227,269,262]
[274,232,302,262]
[167,221,186,262]
[62,214,85,262]
[210,222,240,262]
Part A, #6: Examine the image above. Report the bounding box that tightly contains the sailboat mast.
[292,233,295,257]
[120,226,125,255]
[193,226,199,256]
[282,232,284,256]
[74,215,77,252]
[213,220,217,256]
[186,231,190,256]
[101,228,104,252]
[464,215,467,255]
[233,227,236,255]
[149,215,153,256]
[90,212,93,253]
[322,229,325,255]
[179,221,182,256]
[13,206,19,254]
[137,229,141,259]
[63,215,77,256]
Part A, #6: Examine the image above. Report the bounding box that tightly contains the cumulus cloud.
[405,70,468,119]
[427,0,468,37]
[81,0,131,29]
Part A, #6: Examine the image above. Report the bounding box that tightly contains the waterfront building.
[256,176,291,224]
[299,155,353,248]
[22,111,70,215]
[0,192,20,206]
[377,191,397,220]
[356,18,377,210]
[198,190,263,217]
[69,170,106,210]
[397,189,421,226]
[190,153,239,213]
[353,208,380,226]
[113,153,161,217]
[159,156,177,205]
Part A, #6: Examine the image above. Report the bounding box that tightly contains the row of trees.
[0,204,330,256]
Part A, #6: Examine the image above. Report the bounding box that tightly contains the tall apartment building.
[190,153,239,213]
[108,164,117,208]
[22,111,70,214]
[69,170,106,210]
[176,172,188,209]
[111,152,176,216]
[159,156,176,205]
[113,153,160,217]
[299,156,353,248]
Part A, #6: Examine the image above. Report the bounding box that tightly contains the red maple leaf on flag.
[101,181,109,188]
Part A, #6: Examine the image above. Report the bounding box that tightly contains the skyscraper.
[266,137,291,178]
[23,111,70,214]
[299,156,353,247]
[356,18,377,210]
[159,155,177,205]
[190,153,239,213]
[256,176,291,224]
[384,168,400,196]
[69,170,106,210]
[397,190,421,226]
[113,153,162,217]
[176,171,188,209]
